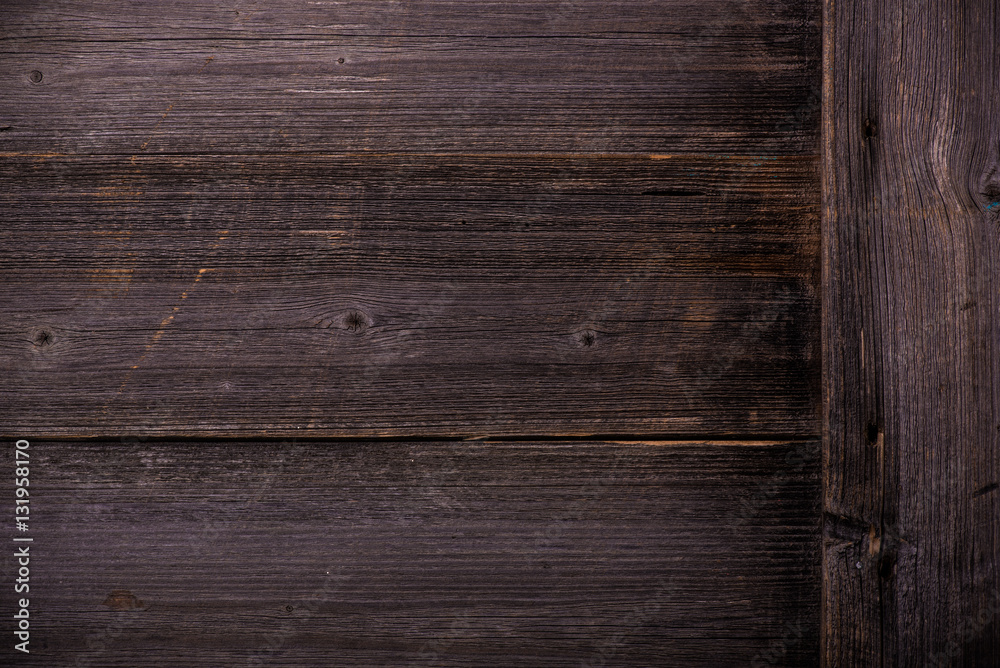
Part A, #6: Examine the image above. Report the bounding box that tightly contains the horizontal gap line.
[18,432,819,444]
[0,151,818,160]
[0,31,806,43]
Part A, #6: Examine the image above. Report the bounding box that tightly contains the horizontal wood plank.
[0,438,821,666]
[0,0,821,39]
[0,154,819,438]
[0,11,819,155]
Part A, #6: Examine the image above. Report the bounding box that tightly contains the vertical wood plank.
[824,0,1000,665]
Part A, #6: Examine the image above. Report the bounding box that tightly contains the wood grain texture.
[0,438,821,667]
[0,0,825,664]
[0,0,820,40]
[0,153,819,438]
[0,0,820,155]
[823,0,1000,665]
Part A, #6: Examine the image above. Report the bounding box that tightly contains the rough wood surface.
[0,0,819,155]
[0,0,820,40]
[1,1,825,665]
[0,153,819,438]
[823,0,1000,665]
[0,1,821,438]
[0,439,821,667]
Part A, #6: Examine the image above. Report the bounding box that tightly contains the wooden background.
[0,0,822,441]
[4,0,993,666]
[823,0,1000,665]
[0,0,823,664]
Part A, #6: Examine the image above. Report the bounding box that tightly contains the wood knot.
[577,329,596,348]
[32,329,53,348]
[862,118,877,139]
[28,70,43,84]
[982,183,1000,200]
[344,310,369,333]
[102,589,144,611]
[982,184,1000,213]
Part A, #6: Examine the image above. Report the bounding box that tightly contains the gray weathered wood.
[0,438,820,667]
[823,0,1000,664]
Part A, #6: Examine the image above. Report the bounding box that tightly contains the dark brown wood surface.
[0,0,828,666]
[0,0,819,155]
[1,439,821,667]
[0,0,821,438]
[823,0,1000,665]
[0,153,819,438]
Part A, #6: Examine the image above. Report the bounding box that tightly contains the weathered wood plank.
[823,0,1000,664]
[0,154,819,438]
[0,0,820,39]
[0,2,826,665]
[0,21,819,154]
[0,438,821,666]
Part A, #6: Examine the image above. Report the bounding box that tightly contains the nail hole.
[973,482,998,498]
[877,554,895,579]
[865,422,879,445]
[862,118,877,139]
[338,58,345,64]
[28,70,43,84]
